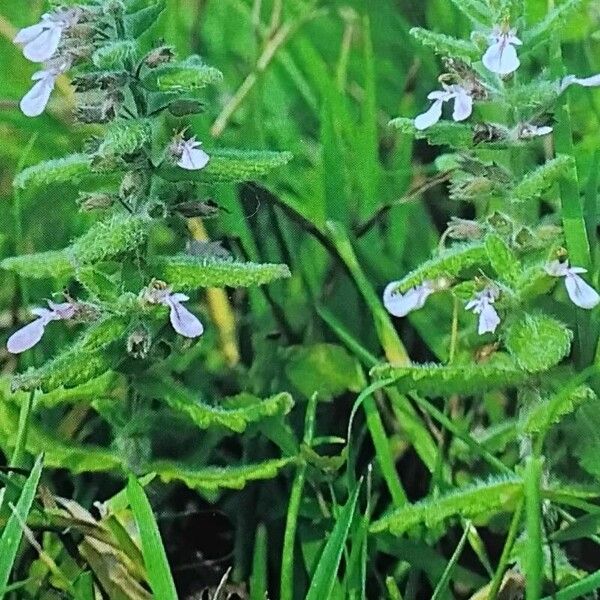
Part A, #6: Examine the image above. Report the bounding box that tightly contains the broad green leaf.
[485,233,521,285]
[504,313,572,373]
[284,343,363,400]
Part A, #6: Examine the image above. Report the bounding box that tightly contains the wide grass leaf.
[127,475,177,600]
[305,481,362,600]
[0,454,43,597]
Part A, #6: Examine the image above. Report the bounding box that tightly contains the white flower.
[519,124,553,139]
[545,260,600,309]
[414,84,473,130]
[482,27,522,75]
[7,301,76,354]
[144,284,204,338]
[465,288,500,335]
[383,280,435,317]
[175,136,210,171]
[20,60,69,117]
[13,10,77,63]
[560,74,600,94]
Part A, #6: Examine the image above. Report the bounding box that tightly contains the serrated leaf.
[92,40,139,69]
[485,233,521,285]
[139,377,294,433]
[151,457,296,491]
[504,313,572,373]
[98,119,151,157]
[14,154,93,189]
[370,476,523,535]
[392,242,488,293]
[1,249,73,279]
[157,148,293,183]
[141,56,222,92]
[150,255,290,290]
[371,353,529,396]
[410,27,480,62]
[512,156,574,202]
[389,117,473,149]
[522,385,596,435]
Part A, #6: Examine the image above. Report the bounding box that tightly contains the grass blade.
[430,521,471,600]
[127,475,178,600]
[250,523,268,600]
[525,457,544,600]
[0,454,43,598]
[306,480,362,600]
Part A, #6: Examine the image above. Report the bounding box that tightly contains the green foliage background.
[1,0,600,599]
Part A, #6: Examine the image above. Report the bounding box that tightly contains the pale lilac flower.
[545,260,600,309]
[519,124,553,139]
[465,288,500,335]
[560,74,600,94]
[383,280,435,317]
[13,10,77,63]
[7,301,76,354]
[175,136,210,171]
[414,84,473,130]
[482,27,522,75]
[144,284,204,338]
[20,59,69,117]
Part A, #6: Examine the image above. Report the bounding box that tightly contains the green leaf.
[390,242,488,293]
[0,455,43,597]
[525,0,584,46]
[125,1,165,36]
[512,156,574,203]
[98,119,151,157]
[389,117,473,149]
[284,344,363,400]
[305,482,362,600]
[485,233,521,285]
[410,27,480,62]
[13,154,93,189]
[522,385,596,435]
[140,378,294,433]
[92,40,139,69]
[250,524,268,600]
[127,476,178,600]
[371,354,529,396]
[141,56,222,92]
[370,476,522,535]
[150,254,290,290]
[152,457,296,491]
[1,249,73,280]
[449,0,493,25]
[157,148,293,183]
[504,313,573,373]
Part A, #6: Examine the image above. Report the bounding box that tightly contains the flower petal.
[545,260,568,278]
[14,22,45,45]
[477,303,501,334]
[177,147,210,170]
[168,299,204,338]
[452,89,473,122]
[414,99,444,130]
[482,40,520,75]
[383,282,432,317]
[565,273,600,309]
[20,74,55,117]
[7,319,47,354]
[570,74,600,88]
[22,25,62,62]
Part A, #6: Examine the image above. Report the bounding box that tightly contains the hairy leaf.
[141,56,222,92]
[389,117,473,149]
[14,154,93,189]
[512,156,574,203]
[410,27,480,62]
